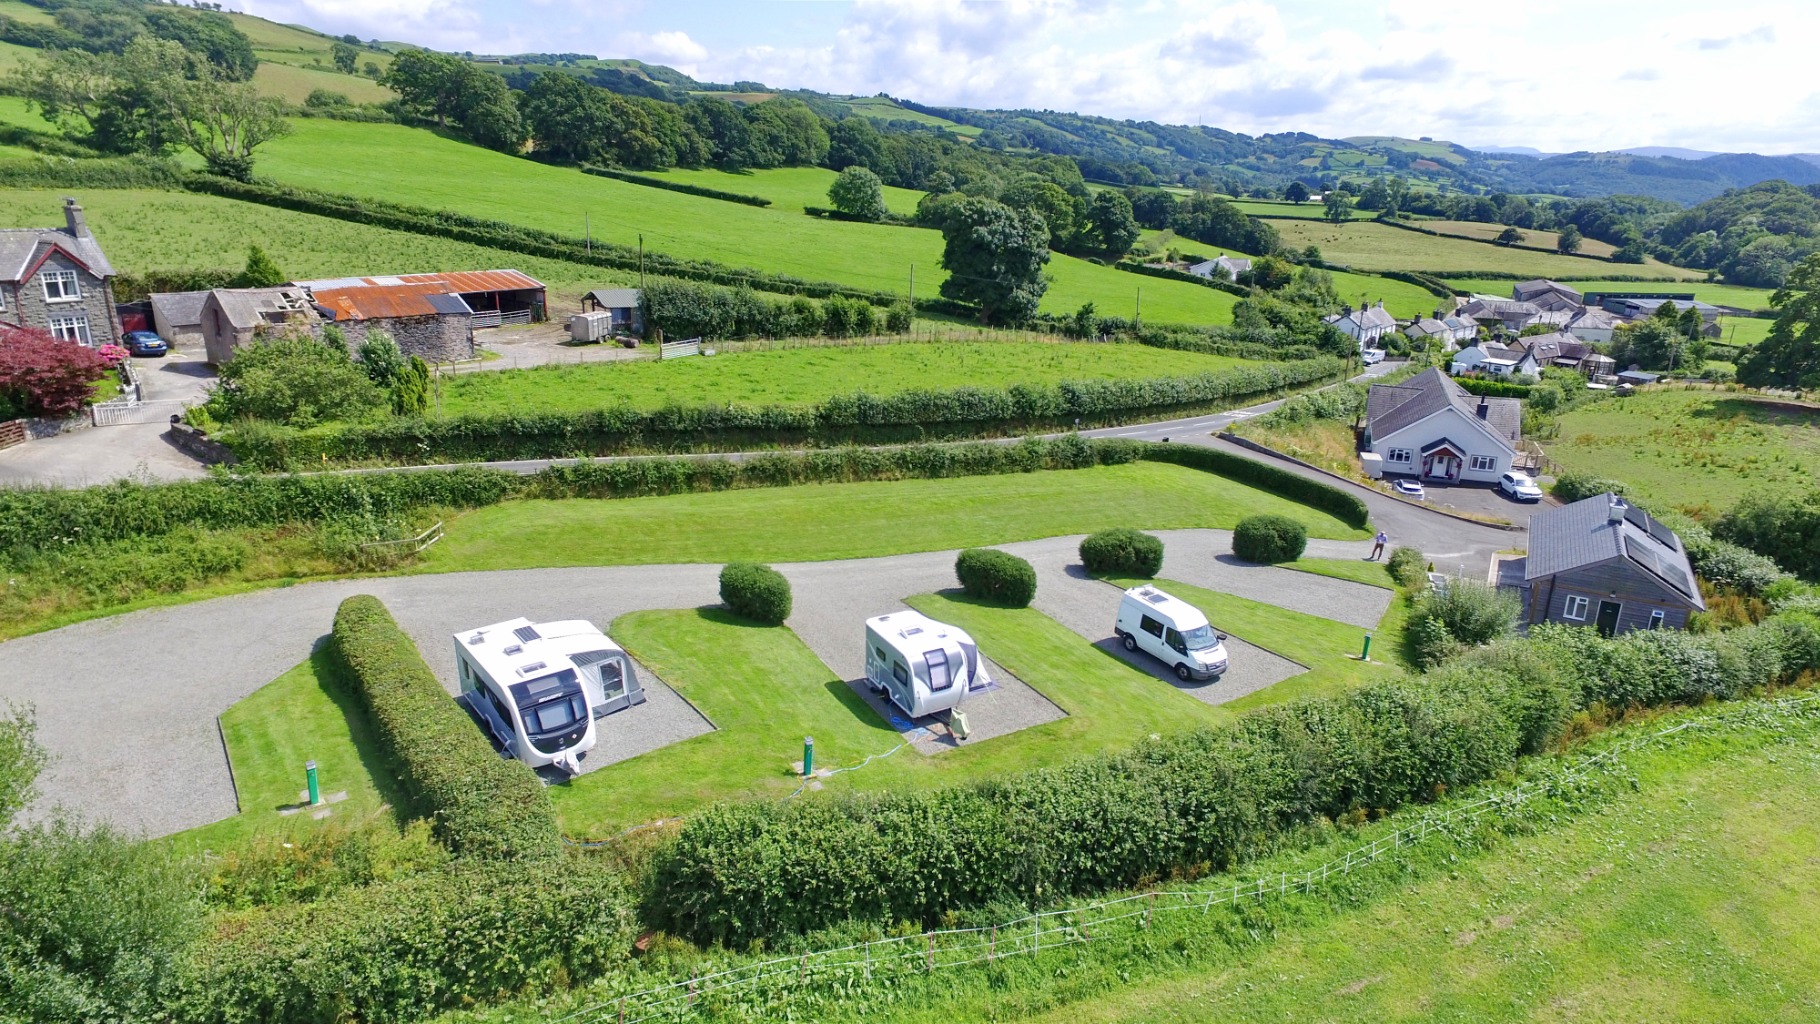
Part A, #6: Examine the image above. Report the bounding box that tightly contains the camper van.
[451,617,646,775]
[864,610,991,719]
[1114,585,1230,681]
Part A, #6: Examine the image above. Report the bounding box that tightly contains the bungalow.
[1363,367,1521,484]
[1511,279,1583,312]
[1323,301,1397,348]
[1459,296,1542,333]
[1515,493,1704,635]
[0,198,120,347]
[1452,341,1531,377]
[199,287,320,365]
[1187,254,1253,282]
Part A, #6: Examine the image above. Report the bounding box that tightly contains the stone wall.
[166,422,237,465]
[8,251,120,345]
[340,313,474,363]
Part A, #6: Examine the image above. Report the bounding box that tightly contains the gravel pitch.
[572,657,715,776]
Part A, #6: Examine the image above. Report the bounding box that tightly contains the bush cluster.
[1548,472,1629,504]
[954,548,1037,606]
[641,279,883,341]
[1715,491,1820,583]
[1385,545,1427,589]
[1231,514,1307,563]
[329,596,561,860]
[1079,528,1164,577]
[182,859,636,1024]
[653,612,1820,946]
[720,563,792,624]
[581,166,771,206]
[224,358,1346,469]
[1411,580,1521,667]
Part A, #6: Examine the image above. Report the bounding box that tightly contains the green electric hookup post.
[803,736,814,777]
[305,759,321,806]
[1360,634,1373,661]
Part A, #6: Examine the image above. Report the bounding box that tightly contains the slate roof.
[1525,493,1704,608]
[1518,332,1588,364]
[1461,296,1543,321]
[1512,279,1583,305]
[1405,316,1450,336]
[0,226,116,282]
[586,288,642,309]
[1325,303,1398,333]
[1365,367,1521,449]
[208,288,313,330]
[1566,307,1619,330]
[149,290,210,329]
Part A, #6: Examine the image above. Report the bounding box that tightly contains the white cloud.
[615,29,708,70]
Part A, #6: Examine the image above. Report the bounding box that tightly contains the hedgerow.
[1079,528,1164,576]
[181,859,636,1024]
[652,612,1820,946]
[720,563,792,624]
[640,279,879,341]
[954,548,1037,606]
[329,595,561,860]
[1137,442,1369,530]
[581,166,771,206]
[1451,376,1532,399]
[223,358,1346,469]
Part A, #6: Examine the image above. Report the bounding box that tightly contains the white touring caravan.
[864,610,991,718]
[451,617,646,775]
[1113,585,1230,681]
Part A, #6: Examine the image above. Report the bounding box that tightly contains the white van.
[864,610,991,718]
[1114,585,1229,681]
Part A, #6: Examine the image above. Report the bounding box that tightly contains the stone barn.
[305,282,477,362]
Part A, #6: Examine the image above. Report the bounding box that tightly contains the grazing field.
[438,342,1245,415]
[1423,219,1620,258]
[424,462,1370,576]
[1134,229,1442,317]
[252,61,396,104]
[251,119,1238,324]
[0,188,636,304]
[1445,277,1778,310]
[1718,316,1773,348]
[641,164,925,216]
[1271,220,1701,278]
[1549,388,1820,512]
[226,10,395,74]
[1229,198,1375,220]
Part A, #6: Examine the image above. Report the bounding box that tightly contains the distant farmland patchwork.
[1271,220,1701,279]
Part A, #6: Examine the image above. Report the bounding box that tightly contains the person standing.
[1369,530,1388,560]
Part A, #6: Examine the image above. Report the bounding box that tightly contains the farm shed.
[582,288,643,336]
[304,281,477,362]
[149,290,209,348]
[1515,493,1704,635]
[198,287,319,365]
[297,270,547,329]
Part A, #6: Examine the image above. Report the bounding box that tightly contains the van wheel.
[1120,632,1138,652]
[1175,663,1193,681]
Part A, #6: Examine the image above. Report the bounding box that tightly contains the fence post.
[1145,891,1154,929]
[988,925,996,962]
[926,932,934,972]
[688,970,696,1005]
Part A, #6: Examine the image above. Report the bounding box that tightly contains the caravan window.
[484,683,513,723]
[1139,615,1165,638]
[924,649,952,692]
[598,660,626,702]
[892,661,910,686]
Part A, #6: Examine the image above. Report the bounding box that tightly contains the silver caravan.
[864,610,990,718]
[452,617,646,775]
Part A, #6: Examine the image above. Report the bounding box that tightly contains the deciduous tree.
[937,197,1050,326]
[1284,181,1311,204]
[828,165,889,222]
[1738,254,1820,389]
[0,325,112,417]
[1556,223,1583,253]
[1084,190,1141,255]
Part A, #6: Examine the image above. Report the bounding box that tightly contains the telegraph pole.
[909,264,915,303]
[584,212,591,257]
[1134,286,1141,326]
[638,234,645,290]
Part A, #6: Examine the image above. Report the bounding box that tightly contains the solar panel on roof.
[1626,537,1695,598]
[1647,520,1678,550]
[513,625,541,643]
[1623,505,1650,530]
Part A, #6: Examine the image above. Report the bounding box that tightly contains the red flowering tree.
[0,325,111,418]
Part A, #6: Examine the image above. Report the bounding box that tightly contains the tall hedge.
[653,613,1820,945]
[1079,528,1165,577]
[329,595,561,860]
[224,358,1347,470]
[1140,443,1369,530]
[954,548,1037,607]
[181,860,636,1024]
[720,563,792,624]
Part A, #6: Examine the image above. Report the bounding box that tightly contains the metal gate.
[90,399,188,427]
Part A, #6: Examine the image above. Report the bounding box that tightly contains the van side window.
[486,683,513,723]
[1139,615,1164,638]
[1164,628,1186,653]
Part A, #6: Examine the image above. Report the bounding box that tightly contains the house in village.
[1511,279,1584,312]
[1450,341,1531,378]
[1362,368,1521,484]
[1505,493,1704,635]
[1563,306,1620,344]
[1187,254,1253,282]
[1323,301,1397,349]
[1403,315,1454,349]
[199,287,319,365]
[1459,295,1543,333]
[0,198,119,347]
[582,288,644,336]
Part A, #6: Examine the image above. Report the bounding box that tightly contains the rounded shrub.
[719,562,792,624]
[1231,514,1307,563]
[955,548,1037,607]
[1079,528,1165,577]
[1385,545,1427,588]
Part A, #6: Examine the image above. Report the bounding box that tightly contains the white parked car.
[1499,471,1544,502]
[1391,478,1425,500]
[1115,585,1229,682]
[1362,348,1386,364]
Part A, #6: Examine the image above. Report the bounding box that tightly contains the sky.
[239,0,1820,154]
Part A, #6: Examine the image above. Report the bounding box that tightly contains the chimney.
[1476,397,1489,419]
[1607,496,1627,523]
[63,197,90,239]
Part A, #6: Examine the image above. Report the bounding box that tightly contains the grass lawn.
[1285,556,1395,588]
[1271,220,1701,279]
[1549,388,1820,513]
[251,119,1238,324]
[424,462,1370,575]
[1446,276,1776,310]
[640,165,925,217]
[0,188,637,305]
[437,342,1245,415]
[174,648,405,852]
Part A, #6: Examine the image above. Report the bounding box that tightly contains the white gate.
[90,398,188,427]
[660,337,703,360]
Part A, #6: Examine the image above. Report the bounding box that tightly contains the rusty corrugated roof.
[312,282,467,320]
[396,270,545,293]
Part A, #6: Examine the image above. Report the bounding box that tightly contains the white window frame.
[1563,595,1589,621]
[48,313,91,346]
[0,286,7,312]
[1469,454,1497,472]
[1648,609,1665,630]
[41,269,81,303]
[1387,448,1412,464]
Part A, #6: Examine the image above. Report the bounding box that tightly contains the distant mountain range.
[1476,145,1820,166]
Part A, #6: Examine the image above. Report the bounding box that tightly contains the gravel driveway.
[0,531,1400,837]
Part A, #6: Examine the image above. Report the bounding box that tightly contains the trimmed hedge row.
[1140,441,1370,530]
[954,548,1037,607]
[581,166,771,206]
[803,205,915,227]
[182,860,636,1024]
[329,595,561,860]
[720,563,792,624]
[1451,376,1532,398]
[1232,514,1307,562]
[223,358,1347,469]
[652,612,1820,945]
[1371,268,1455,299]
[1080,528,1164,576]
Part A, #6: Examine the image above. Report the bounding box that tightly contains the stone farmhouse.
[0,198,120,347]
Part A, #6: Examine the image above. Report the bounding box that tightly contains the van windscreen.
[1181,624,1219,651]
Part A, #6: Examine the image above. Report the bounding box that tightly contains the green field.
[1272,220,1701,279]
[226,10,395,75]
[1718,316,1773,348]
[438,342,1244,415]
[1549,389,1820,512]
[252,61,396,105]
[1229,198,1376,221]
[424,462,1369,576]
[641,164,925,216]
[1445,277,1777,310]
[0,188,636,304]
[250,119,1237,324]
[1423,219,1620,258]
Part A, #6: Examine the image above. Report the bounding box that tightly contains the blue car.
[123,330,168,357]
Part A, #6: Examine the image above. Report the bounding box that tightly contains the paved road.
[0,349,214,486]
[0,530,1388,837]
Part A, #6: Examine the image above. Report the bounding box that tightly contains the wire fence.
[549,692,1820,1024]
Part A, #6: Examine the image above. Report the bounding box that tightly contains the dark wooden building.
[1513,493,1704,635]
